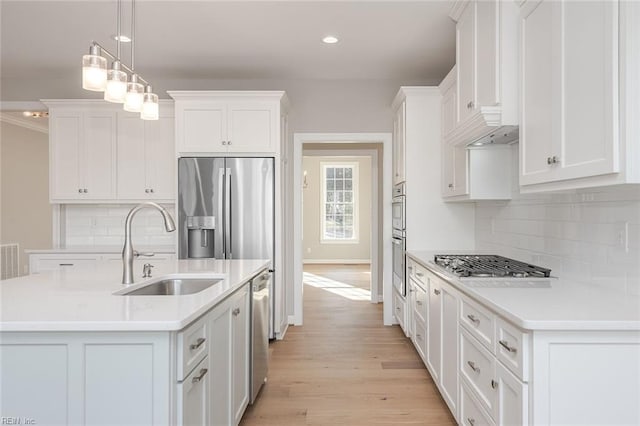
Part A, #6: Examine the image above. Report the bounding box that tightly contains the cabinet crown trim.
[448,0,471,21]
[392,86,440,110]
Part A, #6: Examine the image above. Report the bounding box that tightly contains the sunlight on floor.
[303,272,371,301]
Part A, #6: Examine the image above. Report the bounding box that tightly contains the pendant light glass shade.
[140,86,159,120]
[104,61,128,103]
[124,74,145,112]
[82,45,107,91]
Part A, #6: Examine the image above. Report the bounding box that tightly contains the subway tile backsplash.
[475,185,640,295]
[63,204,176,248]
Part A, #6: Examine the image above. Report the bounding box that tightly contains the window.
[321,163,358,242]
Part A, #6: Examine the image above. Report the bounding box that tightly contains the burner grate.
[434,254,551,278]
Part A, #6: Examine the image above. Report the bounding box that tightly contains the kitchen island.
[0,258,270,426]
[402,250,640,426]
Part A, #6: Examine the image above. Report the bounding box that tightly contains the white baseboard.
[303,259,371,265]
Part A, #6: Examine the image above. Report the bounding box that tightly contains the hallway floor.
[239,264,456,426]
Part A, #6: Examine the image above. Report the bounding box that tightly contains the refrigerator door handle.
[226,168,232,259]
[219,167,226,259]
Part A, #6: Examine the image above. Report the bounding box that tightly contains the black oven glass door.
[392,236,405,296]
[392,197,405,231]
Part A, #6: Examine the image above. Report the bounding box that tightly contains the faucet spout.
[122,202,176,285]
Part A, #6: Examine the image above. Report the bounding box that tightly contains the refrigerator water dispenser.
[187,216,216,258]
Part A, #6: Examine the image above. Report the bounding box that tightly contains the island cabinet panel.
[177,356,210,426]
[0,332,173,425]
[84,344,155,426]
[0,344,69,425]
[232,285,251,425]
[209,294,234,426]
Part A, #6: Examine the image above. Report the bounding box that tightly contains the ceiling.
[0,0,456,103]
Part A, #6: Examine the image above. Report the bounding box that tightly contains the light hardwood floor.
[240,264,456,426]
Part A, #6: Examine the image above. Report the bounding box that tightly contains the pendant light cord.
[131,0,135,71]
[116,0,121,60]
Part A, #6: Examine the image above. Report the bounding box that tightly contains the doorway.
[291,133,393,327]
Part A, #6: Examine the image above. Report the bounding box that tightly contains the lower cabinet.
[0,279,255,426]
[208,283,250,426]
[393,287,408,336]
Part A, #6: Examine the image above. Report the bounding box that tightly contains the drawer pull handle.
[416,272,424,277]
[408,266,413,271]
[467,360,480,373]
[59,263,74,266]
[491,379,499,389]
[434,289,441,295]
[192,368,208,383]
[467,418,475,426]
[416,300,423,306]
[467,314,480,325]
[233,308,241,316]
[499,340,517,353]
[396,307,401,311]
[416,333,422,340]
[189,337,206,351]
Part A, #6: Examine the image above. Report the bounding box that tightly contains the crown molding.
[0,112,48,134]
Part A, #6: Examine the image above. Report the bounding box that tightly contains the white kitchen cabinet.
[117,107,175,201]
[209,282,250,426]
[447,0,519,145]
[426,276,442,383]
[169,91,287,155]
[519,0,638,191]
[494,362,528,426]
[177,357,210,426]
[393,287,407,336]
[46,104,117,202]
[392,100,406,184]
[440,281,459,417]
[439,69,512,201]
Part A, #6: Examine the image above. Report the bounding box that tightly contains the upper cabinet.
[168,91,288,156]
[47,106,117,201]
[519,0,640,191]
[439,68,512,201]
[447,0,520,145]
[117,107,175,201]
[392,100,406,184]
[44,100,176,203]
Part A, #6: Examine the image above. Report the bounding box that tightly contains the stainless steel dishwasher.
[250,270,271,403]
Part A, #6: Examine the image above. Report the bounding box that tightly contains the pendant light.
[82,44,107,91]
[124,1,144,112]
[141,85,159,120]
[83,0,155,118]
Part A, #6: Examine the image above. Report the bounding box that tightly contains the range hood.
[466,125,519,147]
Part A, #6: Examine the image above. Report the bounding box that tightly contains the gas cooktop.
[433,254,551,279]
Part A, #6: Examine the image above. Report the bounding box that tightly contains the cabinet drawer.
[460,328,496,414]
[393,290,407,335]
[177,316,209,381]
[407,257,416,280]
[412,318,427,362]
[496,317,529,381]
[413,262,429,287]
[460,381,496,426]
[411,277,428,324]
[30,254,102,274]
[460,296,495,352]
[177,356,209,426]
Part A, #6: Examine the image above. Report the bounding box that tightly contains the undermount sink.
[120,278,222,296]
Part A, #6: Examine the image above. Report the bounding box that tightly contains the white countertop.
[25,246,176,254]
[0,259,269,332]
[407,250,640,331]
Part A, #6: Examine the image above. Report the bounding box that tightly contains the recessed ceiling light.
[22,111,49,118]
[322,35,339,44]
[111,35,131,43]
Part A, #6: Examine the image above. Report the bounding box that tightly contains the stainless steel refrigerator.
[177,157,275,338]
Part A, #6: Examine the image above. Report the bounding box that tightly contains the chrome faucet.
[122,202,176,284]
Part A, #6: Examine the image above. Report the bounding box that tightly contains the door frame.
[291,132,393,326]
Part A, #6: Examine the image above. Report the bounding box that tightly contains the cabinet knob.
[416,300,423,306]
[83,189,88,193]
[448,183,453,188]
[547,156,552,165]
[232,307,241,316]
[78,189,83,194]
[434,289,441,295]
[222,140,227,145]
[552,156,559,164]
[149,188,154,193]
[491,379,499,389]
[416,333,422,340]
[416,272,424,278]
[145,189,150,193]
[467,101,474,109]
[228,140,232,145]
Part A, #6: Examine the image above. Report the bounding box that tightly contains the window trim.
[319,161,359,244]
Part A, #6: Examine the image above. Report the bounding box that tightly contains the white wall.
[475,145,640,295]
[0,121,52,275]
[302,155,371,263]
